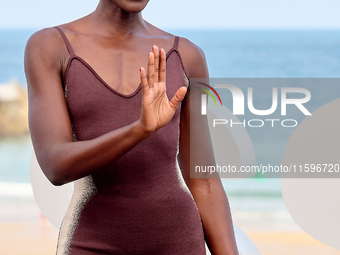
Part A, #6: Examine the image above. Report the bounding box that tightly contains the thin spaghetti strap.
[173,36,180,50]
[54,26,75,56]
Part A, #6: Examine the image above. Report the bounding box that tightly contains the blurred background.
[1,0,340,254]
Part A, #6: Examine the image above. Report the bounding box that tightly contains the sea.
[0,29,340,217]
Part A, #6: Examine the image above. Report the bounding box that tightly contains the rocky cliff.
[0,80,29,137]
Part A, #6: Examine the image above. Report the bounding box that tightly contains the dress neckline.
[54,26,180,98]
[64,48,177,99]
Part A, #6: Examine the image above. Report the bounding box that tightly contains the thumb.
[169,86,187,111]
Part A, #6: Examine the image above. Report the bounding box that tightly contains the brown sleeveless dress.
[54,26,206,255]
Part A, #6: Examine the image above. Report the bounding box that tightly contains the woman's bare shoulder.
[147,22,208,78]
[177,37,209,78]
[25,15,87,55]
[141,23,174,53]
[25,26,70,70]
[26,27,62,51]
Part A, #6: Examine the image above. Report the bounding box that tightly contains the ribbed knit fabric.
[54,26,206,255]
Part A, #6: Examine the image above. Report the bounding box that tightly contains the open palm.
[139,45,187,133]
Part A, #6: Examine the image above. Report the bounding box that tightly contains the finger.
[169,87,187,111]
[147,52,155,88]
[140,67,149,96]
[152,45,160,83]
[159,48,166,83]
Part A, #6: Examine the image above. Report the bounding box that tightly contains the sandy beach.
[248,231,340,255]
[0,222,58,255]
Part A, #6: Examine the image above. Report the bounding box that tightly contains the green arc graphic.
[196,87,217,106]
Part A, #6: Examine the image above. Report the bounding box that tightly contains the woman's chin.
[113,0,149,13]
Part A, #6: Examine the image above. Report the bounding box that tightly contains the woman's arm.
[24,28,186,186]
[178,38,239,255]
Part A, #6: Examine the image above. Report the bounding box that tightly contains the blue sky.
[1,0,340,30]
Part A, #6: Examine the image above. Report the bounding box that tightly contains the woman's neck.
[88,0,147,37]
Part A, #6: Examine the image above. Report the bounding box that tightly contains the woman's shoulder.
[24,27,68,74]
[25,18,85,74]
[150,24,208,78]
[27,19,82,61]
[177,37,208,79]
[26,27,63,51]
[26,17,84,53]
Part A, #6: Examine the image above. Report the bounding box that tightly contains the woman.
[24,0,239,254]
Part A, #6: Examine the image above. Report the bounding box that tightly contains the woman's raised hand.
[138,45,187,134]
